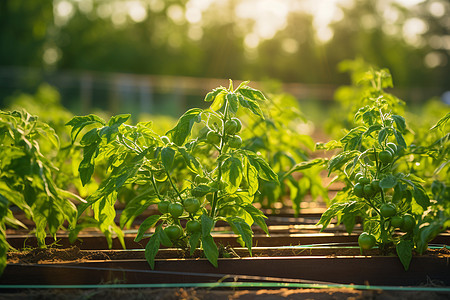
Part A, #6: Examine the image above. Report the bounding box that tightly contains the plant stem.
[166,169,184,203]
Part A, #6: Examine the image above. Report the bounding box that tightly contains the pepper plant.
[316,67,446,270]
[67,81,278,268]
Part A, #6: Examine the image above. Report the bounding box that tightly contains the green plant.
[240,91,328,215]
[67,81,278,268]
[316,67,448,270]
[0,110,83,274]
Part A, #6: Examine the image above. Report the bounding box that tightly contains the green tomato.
[391,216,404,228]
[224,119,241,135]
[354,173,364,183]
[186,220,201,233]
[386,143,397,154]
[379,150,393,164]
[168,203,184,219]
[358,232,376,250]
[183,197,201,214]
[380,203,396,218]
[157,200,170,214]
[206,131,221,144]
[228,135,242,148]
[359,177,371,185]
[353,183,365,198]
[363,184,376,198]
[164,225,183,240]
[371,179,381,192]
[401,215,416,232]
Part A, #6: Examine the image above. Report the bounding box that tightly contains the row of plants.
[1,63,449,274]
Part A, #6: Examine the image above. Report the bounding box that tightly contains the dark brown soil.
[7,245,450,264]
[0,287,449,300]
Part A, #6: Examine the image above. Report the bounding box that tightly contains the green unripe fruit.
[228,135,242,148]
[161,136,170,144]
[168,203,184,219]
[359,177,371,185]
[183,197,201,214]
[380,203,396,218]
[401,215,415,232]
[157,200,170,214]
[363,184,376,198]
[391,216,404,228]
[386,143,397,154]
[353,183,365,198]
[224,118,242,135]
[379,150,393,164]
[358,232,376,250]
[371,179,381,192]
[186,220,201,233]
[355,173,364,182]
[164,225,183,240]
[206,131,221,144]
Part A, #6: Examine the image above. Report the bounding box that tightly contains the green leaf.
[227,217,253,255]
[210,92,226,111]
[226,93,239,114]
[380,174,398,189]
[327,150,359,176]
[145,226,161,269]
[161,147,175,170]
[430,112,450,130]
[66,114,106,142]
[396,240,413,271]
[237,85,267,101]
[221,156,243,193]
[189,231,201,255]
[241,203,268,235]
[246,152,278,182]
[413,185,430,209]
[201,214,215,236]
[378,128,388,145]
[166,108,203,146]
[79,139,101,186]
[237,95,264,119]
[284,158,326,178]
[204,87,226,102]
[178,147,203,176]
[135,215,161,242]
[191,184,217,197]
[393,129,407,148]
[340,126,366,150]
[201,234,218,267]
[99,114,130,143]
[392,115,406,133]
[120,194,159,229]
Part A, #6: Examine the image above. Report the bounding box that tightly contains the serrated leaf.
[392,115,406,133]
[246,152,278,182]
[221,156,243,193]
[201,234,218,267]
[393,129,407,148]
[226,93,239,114]
[210,92,226,111]
[227,217,253,256]
[340,126,366,150]
[99,114,130,143]
[237,86,267,101]
[145,227,161,269]
[178,147,203,176]
[430,112,449,130]
[378,128,388,145]
[237,95,264,119]
[284,158,326,178]
[121,195,159,229]
[166,108,203,146]
[380,174,398,189]
[396,240,413,271]
[204,87,226,102]
[135,215,161,242]
[241,203,268,235]
[66,114,105,142]
[327,150,359,176]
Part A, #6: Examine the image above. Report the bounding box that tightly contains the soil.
[7,245,450,264]
[0,287,449,300]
